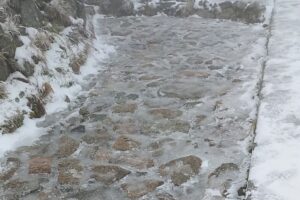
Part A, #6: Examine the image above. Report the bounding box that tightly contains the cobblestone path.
[0,16,267,200]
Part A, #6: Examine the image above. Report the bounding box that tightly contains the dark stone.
[19,91,25,98]
[91,165,131,185]
[32,55,41,64]
[159,155,202,186]
[238,185,246,196]
[85,5,96,16]
[91,0,134,17]
[43,4,72,28]
[22,61,35,77]
[20,0,44,27]
[0,58,12,81]
[89,114,107,122]
[0,27,18,58]
[79,107,89,116]
[216,1,265,23]
[126,93,139,100]
[71,125,86,133]
[208,163,239,178]
[208,65,223,70]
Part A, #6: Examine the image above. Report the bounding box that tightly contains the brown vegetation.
[0,111,24,134]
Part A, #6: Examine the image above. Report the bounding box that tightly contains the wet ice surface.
[0,16,266,199]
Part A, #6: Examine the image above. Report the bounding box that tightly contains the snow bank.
[249,0,300,199]
[0,14,115,158]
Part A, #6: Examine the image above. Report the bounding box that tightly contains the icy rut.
[248,0,300,199]
[0,16,267,199]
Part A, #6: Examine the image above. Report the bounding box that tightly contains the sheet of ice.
[249,0,300,199]
[93,15,269,199]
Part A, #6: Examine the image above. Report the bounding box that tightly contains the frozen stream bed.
[0,16,267,200]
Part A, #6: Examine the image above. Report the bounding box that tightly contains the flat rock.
[180,70,210,78]
[113,135,141,151]
[70,125,86,133]
[4,179,40,197]
[57,136,80,158]
[208,163,239,179]
[113,103,138,113]
[81,130,111,144]
[159,155,202,186]
[58,159,83,185]
[93,148,112,161]
[156,120,191,133]
[148,108,182,119]
[91,165,131,185]
[139,75,161,81]
[113,121,139,135]
[58,173,80,185]
[0,158,20,181]
[156,192,176,200]
[110,155,154,170]
[121,179,164,199]
[159,83,205,100]
[29,157,52,174]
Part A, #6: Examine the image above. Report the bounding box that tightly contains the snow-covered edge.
[0,14,115,159]
[248,0,300,199]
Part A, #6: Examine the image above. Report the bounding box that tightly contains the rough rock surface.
[85,0,265,23]
[92,165,131,184]
[86,0,134,16]
[122,179,164,198]
[28,157,52,174]
[0,0,88,81]
[159,155,202,186]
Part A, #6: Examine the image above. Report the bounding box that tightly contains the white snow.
[203,189,222,199]
[0,14,115,158]
[249,0,300,199]
[0,117,43,158]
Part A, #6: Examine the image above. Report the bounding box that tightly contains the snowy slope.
[249,0,300,199]
[0,15,114,158]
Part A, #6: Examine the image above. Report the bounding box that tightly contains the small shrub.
[178,0,195,17]
[0,82,7,99]
[2,7,20,34]
[27,95,46,118]
[34,31,55,52]
[0,111,24,134]
[39,82,54,99]
[70,51,88,74]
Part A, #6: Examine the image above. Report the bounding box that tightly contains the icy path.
[0,16,267,200]
[248,0,300,199]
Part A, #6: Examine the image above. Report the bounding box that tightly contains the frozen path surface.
[249,0,300,199]
[0,15,267,200]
